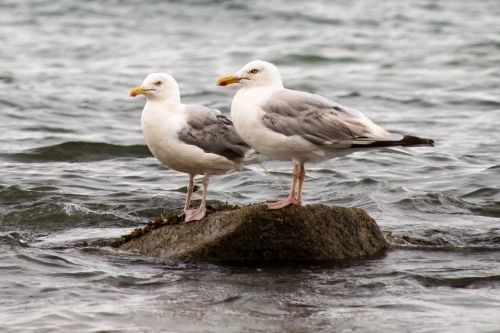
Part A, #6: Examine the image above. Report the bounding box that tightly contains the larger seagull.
[130,73,253,222]
[217,60,434,209]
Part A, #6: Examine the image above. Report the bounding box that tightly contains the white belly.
[141,107,236,175]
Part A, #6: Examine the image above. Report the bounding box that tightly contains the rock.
[117,204,388,262]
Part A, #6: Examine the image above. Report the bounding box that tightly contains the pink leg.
[184,174,209,222]
[267,163,301,209]
[184,174,195,211]
[295,163,306,205]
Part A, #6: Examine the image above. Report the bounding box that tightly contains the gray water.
[1,1,500,332]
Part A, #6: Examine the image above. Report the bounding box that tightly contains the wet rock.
[117,204,388,262]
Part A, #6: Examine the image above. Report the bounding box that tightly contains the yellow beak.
[216,74,241,87]
[129,86,152,97]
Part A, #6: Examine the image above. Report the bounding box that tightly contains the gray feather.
[261,89,382,145]
[178,105,251,161]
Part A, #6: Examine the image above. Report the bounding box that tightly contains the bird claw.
[184,206,207,222]
[266,197,301,210]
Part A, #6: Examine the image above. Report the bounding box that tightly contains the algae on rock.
[117,204,387,262]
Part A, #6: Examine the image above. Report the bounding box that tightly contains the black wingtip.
[400,135,435,147]
[350,135,435,149]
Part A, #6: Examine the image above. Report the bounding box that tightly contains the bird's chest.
[141,111,186,164]
[231,90,271,142]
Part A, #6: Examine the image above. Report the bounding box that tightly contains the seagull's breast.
[141,105,188,169]
[231,88,318,162]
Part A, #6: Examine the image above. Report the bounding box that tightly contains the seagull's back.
[260,88,390,140]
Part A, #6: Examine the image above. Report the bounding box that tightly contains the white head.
[217,60,283,89]
[130,73,180,103]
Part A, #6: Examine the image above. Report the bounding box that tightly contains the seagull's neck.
[237,82,284,101]
[145,96,181,112]
[141,96,184,138]
[259,80,284,90]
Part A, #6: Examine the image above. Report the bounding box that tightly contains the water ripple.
[0,142,152,163]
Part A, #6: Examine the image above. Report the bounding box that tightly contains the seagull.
[130,73,254,222]
[217,60,434,209]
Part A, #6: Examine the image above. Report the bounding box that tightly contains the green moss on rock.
[116,204,388,262]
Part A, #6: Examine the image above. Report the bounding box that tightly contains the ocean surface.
[1,0,500,332]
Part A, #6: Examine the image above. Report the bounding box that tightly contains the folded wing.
[178,105,252,162]
[260,89,433,148]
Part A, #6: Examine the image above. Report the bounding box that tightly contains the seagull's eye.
[249,69,259,74]
[154,81,163,86]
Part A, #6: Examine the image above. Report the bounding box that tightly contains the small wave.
[410,274,500,288]
[16,252,77,269]
[337,91,362,98]
[0,73,14,83]
[386,226,500,249]
[0,141,152,163]
[394,192,500,218]
[96,274,170,288]
[0,97,23,108]
[0,185,47,204]
[468,204,500,218]
[371,94,436,107]
[278,12,343,26]
[0,232,33,248]
[20,125,75,133]
[447,97,500,108]
[460,40,500,50]
[275,53,357,65]
[467,228,500,246]
[394,192,469,214]
[1,201,135,233]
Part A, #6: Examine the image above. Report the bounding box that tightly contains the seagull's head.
[130,73,180,102]
[217,60,283,89]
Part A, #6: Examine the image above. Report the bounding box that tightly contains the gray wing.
[178,105,251,161]
[261,89,388,146]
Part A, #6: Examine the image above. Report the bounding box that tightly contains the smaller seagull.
[217,60,435,209]
[130,73,253,222]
